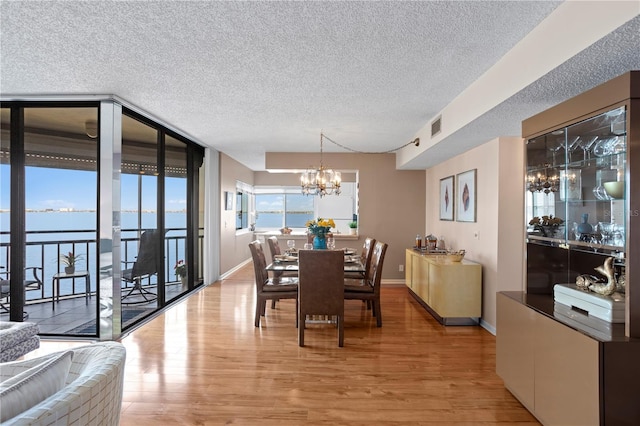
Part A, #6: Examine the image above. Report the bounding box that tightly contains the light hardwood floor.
[32,264,539,425]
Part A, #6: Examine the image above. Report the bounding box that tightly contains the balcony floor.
[1,283,186,335]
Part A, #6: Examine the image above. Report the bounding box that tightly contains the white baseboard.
[220,259,252,280]
[381,279,405,287]
[480,319,496,335]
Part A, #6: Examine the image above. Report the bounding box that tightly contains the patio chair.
[0,267,43,320]
[121,230,160,304]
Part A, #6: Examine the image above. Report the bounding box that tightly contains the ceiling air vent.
[431,116,442,138]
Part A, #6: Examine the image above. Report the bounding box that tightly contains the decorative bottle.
[577,213,593,234]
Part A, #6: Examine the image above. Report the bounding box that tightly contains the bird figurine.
[587,257,617,296]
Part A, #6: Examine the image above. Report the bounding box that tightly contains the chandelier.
[300,132,341,197]
[527,164,559,194]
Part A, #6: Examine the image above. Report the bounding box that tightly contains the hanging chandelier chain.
[301,131,419,197]
[321,133,420,154]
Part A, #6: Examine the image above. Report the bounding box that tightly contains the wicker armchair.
[0,342,126,425]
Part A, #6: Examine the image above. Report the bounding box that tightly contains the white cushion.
[0,351,73,422]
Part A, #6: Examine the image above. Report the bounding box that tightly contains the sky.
[0,165,186,212]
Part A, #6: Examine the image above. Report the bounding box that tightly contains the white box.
[553,302,614,341]
[553,283,625,323]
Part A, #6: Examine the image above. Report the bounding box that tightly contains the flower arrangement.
[529,215,564,237]
[174,260,187,278]
[306,218,335,238]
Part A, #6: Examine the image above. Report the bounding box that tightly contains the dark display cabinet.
[497,72,640,425]
[522,71,639,336]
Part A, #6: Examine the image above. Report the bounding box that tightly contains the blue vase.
[313,235,327,250]
[577,213,593,234]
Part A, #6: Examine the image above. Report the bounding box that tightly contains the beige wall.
[264,152,426,282]
[425,137,525,330]
[219,153,256,274]
[220,141,523,330]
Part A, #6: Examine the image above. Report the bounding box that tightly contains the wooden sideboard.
[405,249,482,325]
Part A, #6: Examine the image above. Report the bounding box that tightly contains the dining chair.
[343,237,376,310]
[266,236,299,309]
[344,241,388,327]
[249,240,298,327]
[266,237,298,277]
[298,249,345,347]
[344,237,376,280]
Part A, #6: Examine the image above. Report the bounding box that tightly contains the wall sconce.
[560,170,577,191]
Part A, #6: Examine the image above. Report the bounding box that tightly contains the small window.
[236,191,249,230]
[254,192,314,229]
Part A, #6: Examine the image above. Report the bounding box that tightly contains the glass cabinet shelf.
[526,105,627,256]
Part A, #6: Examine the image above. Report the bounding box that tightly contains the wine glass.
[580,136,598,161]
[598,222,615,245]
[286,239,295,254]
[567,136,582,163]
[548,140,564,166]
[326,237,335,250]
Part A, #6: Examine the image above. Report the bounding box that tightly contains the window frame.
[254,190,315,230]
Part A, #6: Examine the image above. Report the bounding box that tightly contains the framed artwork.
[439,175,454,221]
[224,191,233,210]
[456,169,477,222]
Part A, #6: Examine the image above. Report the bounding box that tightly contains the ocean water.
[0,211,187,300]
[255,212,313,228]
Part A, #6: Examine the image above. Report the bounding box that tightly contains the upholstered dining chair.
[266,236,298,309]
[249,240,298,327]
[343,237,376,310]
[266,236,298,278]
[298,249,345,347]
[344,237,376,281]
[344,241,388,327]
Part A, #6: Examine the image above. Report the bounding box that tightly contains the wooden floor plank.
[31,264,538,425]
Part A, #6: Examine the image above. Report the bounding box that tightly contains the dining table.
[265,248,365,274]
[265,248,365,325]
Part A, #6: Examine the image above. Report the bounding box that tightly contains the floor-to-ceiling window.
[165,134,189,300]
[0,104,101,333]
[120,112,160,325]
[0,108,12,317]
[0,98,206,338]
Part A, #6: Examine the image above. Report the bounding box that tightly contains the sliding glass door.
[0,99,206,338]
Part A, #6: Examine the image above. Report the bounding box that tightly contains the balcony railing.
[0,228,203,306]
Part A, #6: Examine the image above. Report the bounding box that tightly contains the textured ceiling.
[1,1,638,171]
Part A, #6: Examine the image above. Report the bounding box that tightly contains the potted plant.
[348,221,358,235]
[174,260,187,286]
[60,252,83,274]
